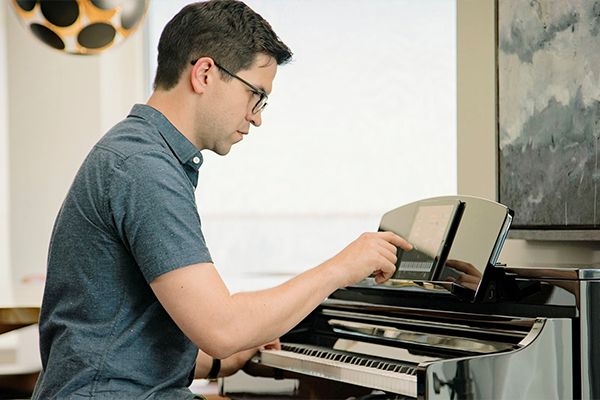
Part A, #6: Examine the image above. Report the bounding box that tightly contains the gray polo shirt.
[33,104,213,399]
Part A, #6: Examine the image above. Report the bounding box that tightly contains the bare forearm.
[223,260,342,352]
[152,232,409,360]
[221,230,412,351]
[194,350,212,379]
[152,262,341,359]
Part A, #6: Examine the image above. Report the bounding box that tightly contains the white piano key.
[260,348,417,397]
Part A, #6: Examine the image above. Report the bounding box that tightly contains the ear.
[190,57,216,94]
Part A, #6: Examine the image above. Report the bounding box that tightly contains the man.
[32,1,411,398]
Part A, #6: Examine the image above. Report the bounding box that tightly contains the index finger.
[379,231,413,251]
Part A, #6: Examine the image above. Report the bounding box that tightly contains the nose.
[247,110,262,127]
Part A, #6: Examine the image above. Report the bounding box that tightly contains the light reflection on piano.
[222,266,599,399]
[220,198,598,399]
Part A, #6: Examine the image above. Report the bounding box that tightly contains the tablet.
[388,199,464,281]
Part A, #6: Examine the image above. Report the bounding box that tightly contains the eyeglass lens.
[253,95,267,114]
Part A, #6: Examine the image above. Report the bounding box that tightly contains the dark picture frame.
[496,0,600,240]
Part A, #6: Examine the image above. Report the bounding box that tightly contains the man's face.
[203,54,277,156]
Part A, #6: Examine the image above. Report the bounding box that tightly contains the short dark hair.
[154,0,293,90]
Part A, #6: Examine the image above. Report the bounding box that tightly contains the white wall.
[4,0,456,302]
[0,1,13,305]
[457,0,600,266]
[5,2,146,305]
[4,0,595,310]
[147,1,458,288]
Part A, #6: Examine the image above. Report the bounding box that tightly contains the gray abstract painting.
[498,0,600,229]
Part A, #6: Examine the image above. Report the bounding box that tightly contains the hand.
[444,259,482,291]
[242,338,288,378]
[220,339,281,377]
[327,232,412,287]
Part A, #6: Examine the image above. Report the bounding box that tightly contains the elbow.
[194,326,240,359]
[203,346,236,360]
[201,341,237,359]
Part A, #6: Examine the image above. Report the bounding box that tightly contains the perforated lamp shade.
[11,0,150,55]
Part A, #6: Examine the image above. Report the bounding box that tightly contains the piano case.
[220,198,598,399]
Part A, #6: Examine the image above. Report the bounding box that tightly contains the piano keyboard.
[260,343,418,397]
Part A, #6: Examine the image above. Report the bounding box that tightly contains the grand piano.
[221,196,598,399]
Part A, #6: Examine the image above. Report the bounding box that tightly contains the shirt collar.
[128,104,204,170]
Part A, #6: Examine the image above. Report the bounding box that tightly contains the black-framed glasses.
[191,59,268,114]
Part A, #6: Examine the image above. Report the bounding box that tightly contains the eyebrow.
[246,80,268,96]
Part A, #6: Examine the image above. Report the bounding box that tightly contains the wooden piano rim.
[0,307,40,335]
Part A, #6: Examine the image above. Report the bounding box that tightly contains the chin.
[212,146,232,156]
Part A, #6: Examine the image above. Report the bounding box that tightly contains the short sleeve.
[108,150,212,283]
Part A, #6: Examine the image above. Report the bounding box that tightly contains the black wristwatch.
[207,358,221,380]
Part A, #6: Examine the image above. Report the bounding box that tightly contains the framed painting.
[497,0,600,240]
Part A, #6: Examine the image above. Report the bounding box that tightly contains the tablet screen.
[392,202,463,280]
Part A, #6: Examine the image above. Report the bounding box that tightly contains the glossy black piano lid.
[331,282,578,319]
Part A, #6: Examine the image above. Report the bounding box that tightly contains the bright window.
[146,0,457,291]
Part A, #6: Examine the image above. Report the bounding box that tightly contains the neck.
[147,88,203,149]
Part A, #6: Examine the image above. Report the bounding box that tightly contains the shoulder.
[86,117,183,182]
[95,115,169,161]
